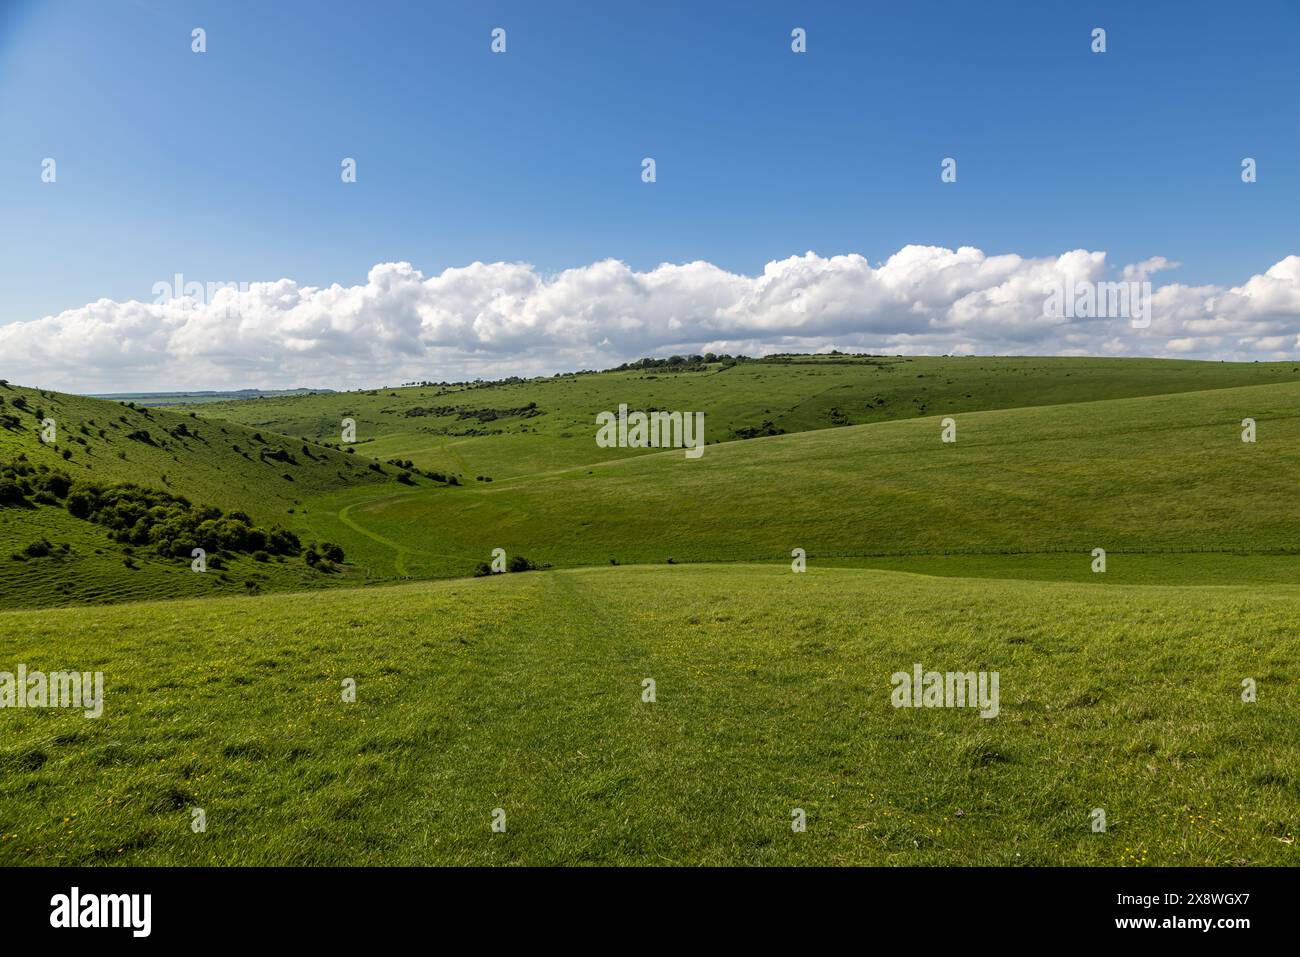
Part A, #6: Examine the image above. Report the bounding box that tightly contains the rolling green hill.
[2,356,1298,868]
[0,382,425,607]
[0,564,1294,866]
[194,355,1300,481]
[0,382,392,520]
[8,359,1300,606]
[292,379,1300,583]
[0,503,370,609]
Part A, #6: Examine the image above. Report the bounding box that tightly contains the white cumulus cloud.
[2,246,1299,392]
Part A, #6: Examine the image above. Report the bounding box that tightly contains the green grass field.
[1,356,1297,866]
[286,379,1300,582]
[196,355,1300,480]
[0,565,1294,865]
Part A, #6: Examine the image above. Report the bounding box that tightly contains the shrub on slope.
[1,456,345,567]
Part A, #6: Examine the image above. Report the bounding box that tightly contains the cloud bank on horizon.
[3,244,1300,393]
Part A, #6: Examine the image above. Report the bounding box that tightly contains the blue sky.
[1,1,1297,389]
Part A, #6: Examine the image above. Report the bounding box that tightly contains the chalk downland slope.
[193,355,1300,481]
[318,380,1300,582]
[0,382,399,518]
[0,383,422,607]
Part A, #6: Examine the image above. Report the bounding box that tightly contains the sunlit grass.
[0,565,1294,866]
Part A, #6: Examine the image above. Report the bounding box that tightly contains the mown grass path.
[333,486,485,578]
[336,494,418,577]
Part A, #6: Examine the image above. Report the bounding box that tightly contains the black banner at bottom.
[0,866,1284,942]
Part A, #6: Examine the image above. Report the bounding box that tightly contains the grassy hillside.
[9,362,1300,605]
[294,380,1300,582]
[3,356,1296,867]
[0,382,392,521]
[194,356,1300,481]
[0,565,1293,866]
[0,382,427,607]
[1,504,369,609]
